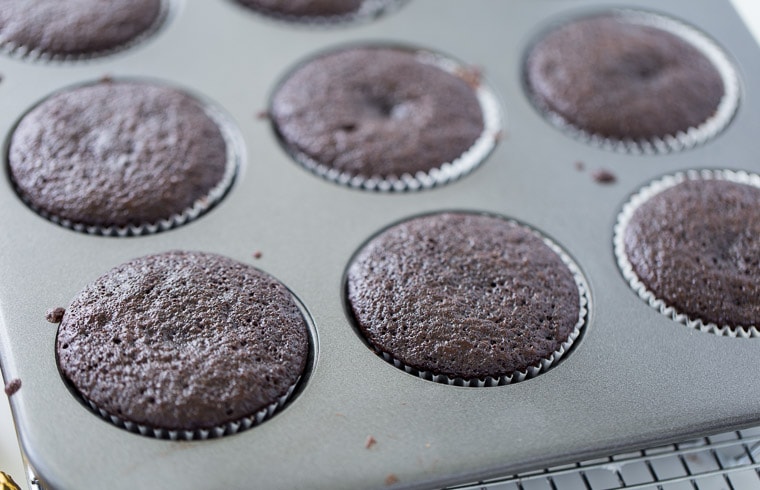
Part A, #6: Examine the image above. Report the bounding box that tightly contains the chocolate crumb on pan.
[0,0,169,62]
[525,10,740,154]
[346,212,589,386]
[4,379,21,397]
[365,435,377,449]
[592,169,617,184]
[56,251,312,439]
[385,474,399,486]
[45,307,65,323]
[271,45,501,191]
[614,169,760,338]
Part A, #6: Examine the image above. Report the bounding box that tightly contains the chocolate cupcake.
[615,170,760,338]
[234,0,405,25]
[270,45,500,191]
[525,10,739,153]
[346,212,588,386]
[8,80,238,236]
[56,251,312,439]
[0,0,165,60]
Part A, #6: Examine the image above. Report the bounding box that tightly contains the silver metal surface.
[1,1,759,489]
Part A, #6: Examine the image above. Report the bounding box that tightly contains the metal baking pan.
[1,1,759,489]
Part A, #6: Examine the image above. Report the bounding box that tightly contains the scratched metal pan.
[0,1,759,489]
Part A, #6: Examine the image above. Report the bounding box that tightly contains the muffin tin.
[0,1,759,489]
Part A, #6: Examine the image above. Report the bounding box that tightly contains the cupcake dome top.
[56,251,310,433]
[621,177,760,331]
[271,46,487,182]
[0,0,163,58]
[235,0,363,17]
[525,12,730,143]
[8,80,232,232]
[346,212,584,382]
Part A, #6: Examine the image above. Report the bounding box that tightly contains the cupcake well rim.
[525,9,741,155]
[613,169,760,338]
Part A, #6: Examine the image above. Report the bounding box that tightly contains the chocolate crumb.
[253,251,263,259]
[100,74,114,83]
[385,474,399,486]
[591,168,616,184]
[46,307,66,323]
[455,65,482,88]
[256,110,270,120]
[4,378,21,397]
[574,161,585,171]
[365,435,377,449]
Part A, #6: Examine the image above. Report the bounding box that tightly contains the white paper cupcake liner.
[286,49,502,192]
[529,9,740,155]
[82,381,298,441]
[236,0,408,27]
[370,220,589,387]
[10,83,242,237]
[614,169,760,338]
[0,0,174,64]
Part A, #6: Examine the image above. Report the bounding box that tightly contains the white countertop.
[1,2,759,488]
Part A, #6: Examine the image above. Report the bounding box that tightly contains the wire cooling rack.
[449,428,760,490]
